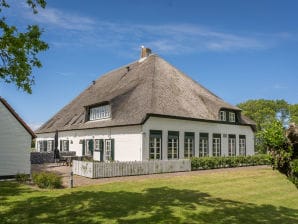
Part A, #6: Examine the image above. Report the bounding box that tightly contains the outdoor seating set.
[57,156,79,166]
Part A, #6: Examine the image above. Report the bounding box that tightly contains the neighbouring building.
[35,47,256,161]
[0,97,35,178]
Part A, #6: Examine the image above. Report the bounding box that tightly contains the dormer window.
[229,112,236,122]
[219,111,226,121]
[219,110,237,123]
[89,104,111,121]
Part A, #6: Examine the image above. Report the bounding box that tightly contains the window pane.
[199,137,208,157]
[184,136,194,158]
[149,132,162,160]
[220,111,226,121]
[212,137,221,156]
[89,105,111,121]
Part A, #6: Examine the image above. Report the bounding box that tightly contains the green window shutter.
[100,139,104,162]
[111,139,115,161]
[82,140,85,155]
[66,140,69,152]
[89,140,94,156]
[44,141,47,152]
[60,140,62,151]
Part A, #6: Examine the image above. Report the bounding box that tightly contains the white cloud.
[273,84,288,89]
[17,5,293,56]
[21,4,96,31]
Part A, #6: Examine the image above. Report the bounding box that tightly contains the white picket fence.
[72,159,191,179]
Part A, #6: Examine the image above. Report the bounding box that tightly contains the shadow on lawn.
[0,181,33,200]
[1,183,298,224]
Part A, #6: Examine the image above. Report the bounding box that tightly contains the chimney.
[140,46,152,58]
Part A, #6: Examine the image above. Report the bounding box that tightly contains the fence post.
[69,171,73,188]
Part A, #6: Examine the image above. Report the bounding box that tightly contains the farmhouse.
[0,97,35,178]
[35,47,256,161]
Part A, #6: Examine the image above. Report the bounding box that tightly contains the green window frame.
[86,139,94,156]
[239,135,246,156]
[168,131,179,159]
[219,111,226,121]
[229,112,236,122]
[184,132,194,158]
[199,133,209,157]
[212,134,221,156]
[149,130,162,160]
[228,134,236,156]
[104,139,114,161]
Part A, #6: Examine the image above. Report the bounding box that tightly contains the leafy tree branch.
[0,0,48,93]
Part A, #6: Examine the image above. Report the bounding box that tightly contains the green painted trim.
[111,139,115,161]
[213,133,221,138]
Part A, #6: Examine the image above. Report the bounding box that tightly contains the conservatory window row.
[149,131,246,160]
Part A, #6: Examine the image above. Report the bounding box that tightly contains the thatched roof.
[36,54,255,134]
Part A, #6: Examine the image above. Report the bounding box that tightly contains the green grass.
[0,167,298,223]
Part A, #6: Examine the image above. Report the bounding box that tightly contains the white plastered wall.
[142,117,255,161]
[36,125,143,161]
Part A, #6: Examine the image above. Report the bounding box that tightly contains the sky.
[1,0,298,130]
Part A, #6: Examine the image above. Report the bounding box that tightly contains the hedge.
[191,154,271,171]
[32,172,63,189]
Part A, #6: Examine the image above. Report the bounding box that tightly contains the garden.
[1,166,297,223]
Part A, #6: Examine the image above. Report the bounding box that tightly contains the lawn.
[0,167,298,224]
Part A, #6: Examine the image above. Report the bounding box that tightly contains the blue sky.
[1,0,298,130]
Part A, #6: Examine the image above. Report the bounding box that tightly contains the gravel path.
[31,164,270,188]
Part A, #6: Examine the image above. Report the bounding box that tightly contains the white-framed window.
[60,140,69,152]
[168,131,179,159]
[95,139,100,151]
[239,136,246,156]
[105,139,112,161]
[220,111,226,121]
[38,140,47,152]
[228,135,236,156]
[212,134,221,156]
[199,133,208,157]
[184,132,194,158]
[229,112,236,122]
[89,104,111,121]
[47,140,54,152]
[149,130,162,160]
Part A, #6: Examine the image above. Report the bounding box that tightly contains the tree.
[0,0,49,94]
[237,99,289,130]
[257,120,292,174]
[289,104,298,124]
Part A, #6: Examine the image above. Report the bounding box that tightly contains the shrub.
[15,173,30,183]
[191,154,270,171]
[290,159,298,176]
[32,172,63,189]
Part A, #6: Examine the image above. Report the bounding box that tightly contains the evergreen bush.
[32,172,62,189]
[191,154,271,171]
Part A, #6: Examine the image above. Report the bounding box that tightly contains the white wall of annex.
[0,101,31,176]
